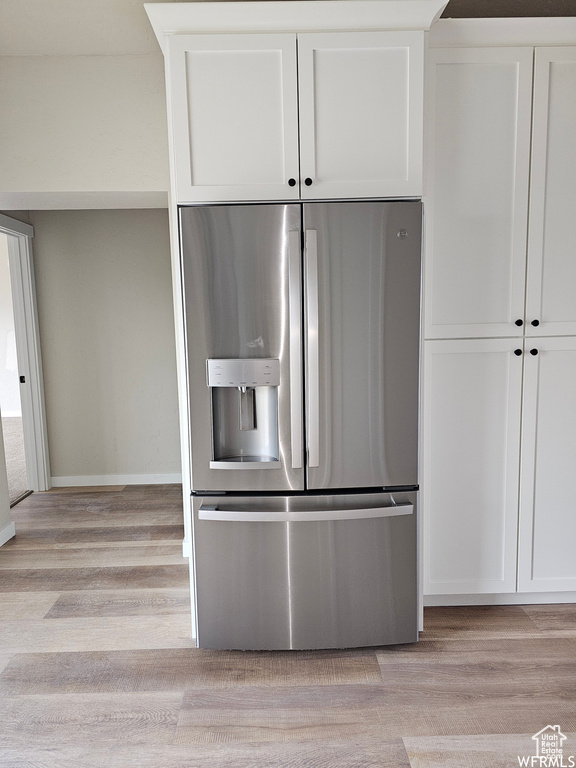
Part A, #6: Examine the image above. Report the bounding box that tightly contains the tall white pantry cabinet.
[423,24,576,601]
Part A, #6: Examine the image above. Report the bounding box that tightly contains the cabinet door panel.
[423,339,522,595]
[526,48,576,337]
[298,31,424,199]
[518,337,576,591]
[425,48,533,339]
[168,34,299,202]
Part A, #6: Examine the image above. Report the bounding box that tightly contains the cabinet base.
[424,591,576,606]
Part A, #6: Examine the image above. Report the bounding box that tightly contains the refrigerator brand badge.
[517,726,575,767]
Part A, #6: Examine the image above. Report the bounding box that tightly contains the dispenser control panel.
[206,359,280,388]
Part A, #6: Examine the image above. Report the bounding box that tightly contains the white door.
[526,47,576,338]
[168,34,300,203]
[518,336,576,592]
[424,48,533,339]
[423,338,523,596]
[0,213,50,493]
[297,31,424,199]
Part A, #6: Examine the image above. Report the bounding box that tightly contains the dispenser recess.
[207,359,281,469]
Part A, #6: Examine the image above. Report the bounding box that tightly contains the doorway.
[0,213,50,503]
[0,232,29,504]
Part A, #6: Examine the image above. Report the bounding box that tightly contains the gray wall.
[0,53,169,210]
[0,0,169,210]
[30,209,180,483]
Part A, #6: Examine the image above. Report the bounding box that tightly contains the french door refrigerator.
[180,200,422,650]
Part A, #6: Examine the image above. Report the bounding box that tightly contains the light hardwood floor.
[0,485,575,767]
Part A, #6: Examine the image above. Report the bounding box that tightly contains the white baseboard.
[50,473,182,487]
[0,521,16,547]
[182,537,192,559]
[1,411,22,418]
[424,592,576,607]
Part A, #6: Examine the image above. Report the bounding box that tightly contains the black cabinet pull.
[515,319,523,326]
[531,319,540,327]
[514,349,523,356]
[304,178,313,186]
[530,348,539,356]
[288,178,296,187]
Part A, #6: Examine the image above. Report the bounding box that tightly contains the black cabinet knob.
[514,349,523,356]
[515,319,523,326]
[530,348,539,356]
[288,178,296,187]
[531,319,540,327]
[304,178,313,186]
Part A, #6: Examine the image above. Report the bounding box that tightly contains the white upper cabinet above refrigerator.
[297,31,424,200]
[168,34,300,203]
[168,30,424,202]
[147,1,447,203]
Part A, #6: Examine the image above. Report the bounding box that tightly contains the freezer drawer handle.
[198,502,413,522]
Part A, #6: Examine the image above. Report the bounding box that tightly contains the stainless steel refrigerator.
[180,200,422,650]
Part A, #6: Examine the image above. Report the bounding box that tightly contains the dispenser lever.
[239,387,256,431]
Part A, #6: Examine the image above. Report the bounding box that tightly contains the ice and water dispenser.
[206,359,280,468]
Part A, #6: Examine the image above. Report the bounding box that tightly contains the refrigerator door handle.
[289,229,303,469]
[199,501,413,522]
[305,229,320,468]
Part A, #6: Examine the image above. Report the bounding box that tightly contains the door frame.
[0,212,51,492]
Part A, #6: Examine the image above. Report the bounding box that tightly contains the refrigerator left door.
[180,204,305,492]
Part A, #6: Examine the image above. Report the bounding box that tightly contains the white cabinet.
[423,339,522,595]
[426,45,576,341]
[424,48,533,340]
[526,48,576,337]
[424,41,576,599]
[424,336,576,597]
[168,34,300,203]
[298,32,423,200]
[167,31,424,203]
[518,337,576,592]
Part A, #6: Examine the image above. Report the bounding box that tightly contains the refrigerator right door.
[304,201,422,490]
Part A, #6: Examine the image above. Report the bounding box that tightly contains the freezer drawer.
[192,492,418,650]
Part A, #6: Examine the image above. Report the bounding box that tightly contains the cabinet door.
[423,339,523,595]
[168,34,300,203]
[518,337,576,591]
[298,31,424,199]
[424,48,533,339]
[526,48,576,337]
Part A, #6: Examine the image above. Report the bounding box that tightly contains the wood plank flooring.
[0,484,575,767]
